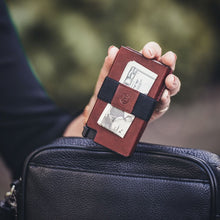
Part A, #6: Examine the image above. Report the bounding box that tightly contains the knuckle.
[104,55,110,62]
[167,51,177,61]
[161,90,170,103]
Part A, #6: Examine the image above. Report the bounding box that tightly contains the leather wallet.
[83,46,172,156]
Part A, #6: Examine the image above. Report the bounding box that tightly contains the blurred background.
[1,0,219,199]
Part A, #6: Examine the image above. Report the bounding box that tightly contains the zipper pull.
[1,179,21,220]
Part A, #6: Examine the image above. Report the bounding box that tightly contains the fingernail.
[164,89,169,99]
[108,45,119,56]
[166,90,169,99]
[172,75,177,86]
[147,48,153,57]
[108,45,114,55]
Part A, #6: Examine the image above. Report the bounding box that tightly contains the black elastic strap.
[0,179,20,220]
[132,93,157,121]
[97,77,119,103]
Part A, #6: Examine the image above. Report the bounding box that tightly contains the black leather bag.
[4,137,220,219]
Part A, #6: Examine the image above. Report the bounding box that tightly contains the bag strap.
[0,180,20,220]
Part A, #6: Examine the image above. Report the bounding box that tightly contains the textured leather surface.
[98,76,119,104]
[86,46,172,156]
[20,138,220,220]
[111,83,140,113]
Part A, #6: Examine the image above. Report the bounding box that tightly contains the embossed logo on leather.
[119,93,131,105]
[111,84,139,113]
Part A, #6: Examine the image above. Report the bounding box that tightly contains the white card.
[119,61,158,95]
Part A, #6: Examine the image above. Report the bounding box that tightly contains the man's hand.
[64,42,181,136]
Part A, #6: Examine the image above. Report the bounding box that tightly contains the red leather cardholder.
[83,46,172,156]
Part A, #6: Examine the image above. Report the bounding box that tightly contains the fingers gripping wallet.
[82,46,172,156]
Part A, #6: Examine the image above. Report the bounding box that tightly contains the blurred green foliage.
[6,0,220,112]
